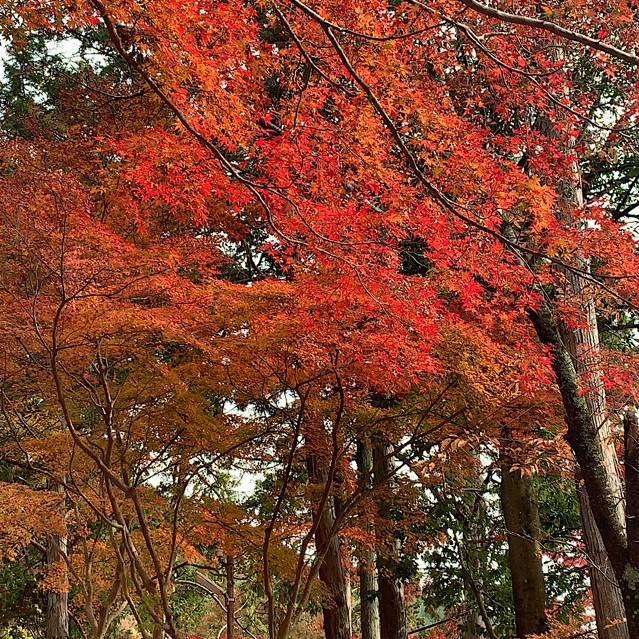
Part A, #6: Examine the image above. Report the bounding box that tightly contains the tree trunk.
[226,555,235,639]
[461,612,486,639]
[372,442,407,639]
[560,265,628,639]
[46,482,68,639]
[531,308,631,636]
[346,569,353,635]
[577,485,628,639]
[499,455,547,637]
[528,134,630,638]
[622,408,639,634]
[376,563,406,639]
[359,555,380,639]
[306,452,352,639]
[357,438,380,639]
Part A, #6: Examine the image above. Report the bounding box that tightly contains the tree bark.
[461,612,486,639]
[623,408,639,634]
[46,481,68,639]
[577,485,628,639]
[560,265,628,639]
[346,569,353,635]
[499,449,547,638]
[357,438,380,639]
[359,556,380,639]
[377,561,406,639]
[372,442,407,639]
[306,452,352,639]
[531,307,632,635]
[226,555,235,639]
[528,130,630,638]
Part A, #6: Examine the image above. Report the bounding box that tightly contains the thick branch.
[456,0,639,66]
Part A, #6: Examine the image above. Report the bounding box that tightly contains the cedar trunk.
[307,452,352,639]
[531,307,631,636]
[529,142,630,638]
[372,443,407,639]
[357,439,380,639]
[359,556,380,639]
[499,460,547,637]
[46,482,68,639]
[577,487,628,639]
[377,565,406,639]
[560,266,629,639]
[226,555,235,639]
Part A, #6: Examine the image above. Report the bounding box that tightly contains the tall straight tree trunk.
[372,442,407,639]
[359,556,380,639]
[306,452,352,639]
[226,555,235,639]
[563,291,628,638]
[523,125,630,638]
[524,270,629,636]
[557,156,629,639]
[346,570,353,634]
[377,559,406,639]
[46,481,68,639]
[576,484,628,639]
[499,442,547,638]
[562,268,629,639]
[357,438,380,639]
[532,306,634,635]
